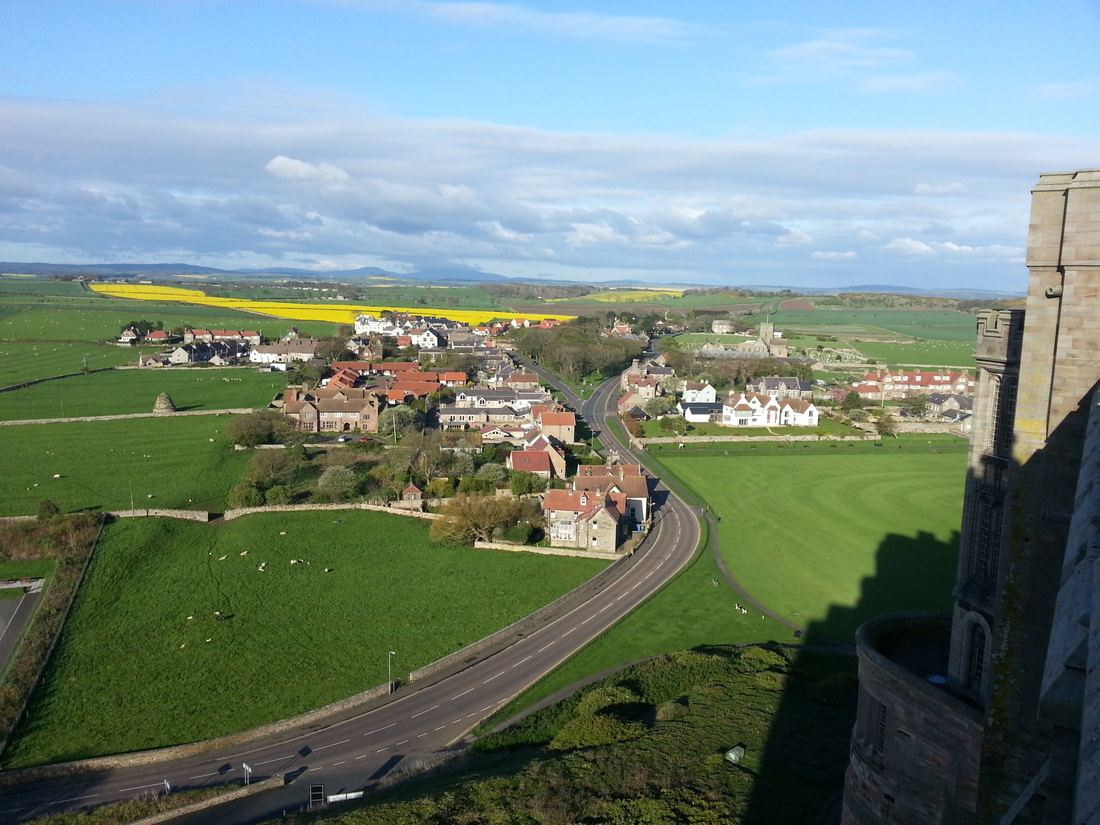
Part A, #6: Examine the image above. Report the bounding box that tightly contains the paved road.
[0,365,702,824]
[0,590,40,675]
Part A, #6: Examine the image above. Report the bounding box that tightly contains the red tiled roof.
[509,451,551,472]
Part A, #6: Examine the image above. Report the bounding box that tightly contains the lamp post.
[388,650,396,691]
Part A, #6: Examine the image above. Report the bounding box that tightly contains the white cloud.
[914,182,966,195]
[884,238,935,255]
[811,250,857,260]
[779,227,813,245]
[1032,81,1099,100]
[265,156,349,183]
[354,0,697,44]
[750,29,912,85]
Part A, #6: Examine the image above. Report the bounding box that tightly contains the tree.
[841,391,865,411]
[228,482,264,508]
[225,411,295,447]
[902,394,929,417]
[509,470,547,496]
[430,494,538,546]
[475,462,507,484]
[316,338,355,363]
[643,396,675,418]
[875,413,897,438]
[246,449,300,490]
[378,405,417,441]
[316,466,358,502]
[37,499,60,523]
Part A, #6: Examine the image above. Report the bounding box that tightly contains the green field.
[851,340,975,367]
[0,417,250,516]
[751,309,976,342]
[0,368,283,420]
[650,449,963,641]
[4,512,607,765]
[0,342,157,387]
[640,417,859,439]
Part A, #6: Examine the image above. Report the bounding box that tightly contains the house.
[746,376,813,400]
[478,424,527,444]
[541,489,626,553]
[537,411,576,444]
[680,381,717,404]
[400,482,423,502]
[282,387,385,433]
[573,463,650,525]
[184,329,261,346]
[438,405,521,428]
[118,327,142,343]
[712,319,736,334]
[926,393,973,416]
[849,369,977,400]
[503,372,540,390]
[720,392,819,428]
[624,375,661,399]
[144,330,171,344]
[617,390,649,420]
[249,340,320,364]
[676,401,724,424]
[506,450,553,479]
[167,341,247,365]
[523,430,567,477]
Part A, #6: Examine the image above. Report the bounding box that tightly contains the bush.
[228,482,264,509]
[316,466,358,503]
[548,715,645,751]
[806,671,859,707]
[37,499,61,523]
[576,685,642,717]
[458,477,495,494]
[502,522,534,544]
[755,671,787,691]
[225,411,294,447]
[737,646,788,673]
[264,485,290,506]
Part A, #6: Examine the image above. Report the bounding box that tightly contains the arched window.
[968,623,987,691]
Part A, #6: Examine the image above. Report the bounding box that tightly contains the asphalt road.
[0,362,702,824]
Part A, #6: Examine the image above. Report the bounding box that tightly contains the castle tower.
[843,169,1100,825]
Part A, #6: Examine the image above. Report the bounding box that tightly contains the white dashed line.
[435,725,446,731]
[450,687,475,700]
[255,756,292,765]
[483,670,505,683]
[333,761,345,766]
[119,783,163,792]
[313,739,349,751]
[561,627,576,637]
[355,755,368,760]
[512,655,532,667]
[190,771,230,779]
[599,604,611,612]
[396,739,408,745]
[49,795,99,805]
[364,724,396,736]
[411,705,439,719]
[376,747,389,752]
[417,732,428,738]
[580,615,595,624]
[537,641,555,652]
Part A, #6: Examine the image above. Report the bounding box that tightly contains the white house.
[680,381,717,404]
[721,392,819,428]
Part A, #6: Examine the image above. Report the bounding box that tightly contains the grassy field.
[639,417,860,438]
[649,449,963,641]
[0,417,250,516]
[0,368,283,420]
[852,340,975,367]
[0,342,156,387]
[0,304,333,342]
[4,512,607,765]
[750,309,976,342]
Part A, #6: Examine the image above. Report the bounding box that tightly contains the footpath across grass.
[0,368,283,420]
[0,416,250,516]
[650,448,963,641]
[5,512,607,766]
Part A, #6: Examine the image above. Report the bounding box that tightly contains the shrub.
[576,685,641,717]
[502,522,533,544]
[316,466,358,503]
[227,482,264,508]
[264,485,290,506]
[548,715,645,751]
[754,671,787,691]
[36,499,61,523]
[737,646,788,673]
[806,671,859,707]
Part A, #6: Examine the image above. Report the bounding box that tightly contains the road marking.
[453,719,462,724]
[396,739,408,746]
[615,594,625,601]
[560,627,576,637]
[417,732,428,738]
[644,571,653,579]
[313,739,350,751]
[189,769,232,779]
[333,761,345,766]
[512,655,532,667]
[50,795,99,804]
[411,705,439,719]
[450,687,475,700]
[656,560,664,568]
[119,783,163,792]
[355,754,368,759]
[483,670,505,683]
[580,615,594,624]
[435,725,446,731]
[376,747,388,752]
[598,604,611,612]
[537,641,555,652]
[364,723,396,736]
[483,705,495,712]
[254,756,292,765]
[630,583,640,590]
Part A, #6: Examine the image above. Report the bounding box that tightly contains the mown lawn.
[0,342,156,387]
[649,449,963,641]
[4,512,607,765]
[0,417,250,516]
[640,417,859,439]
[0,368,284,420]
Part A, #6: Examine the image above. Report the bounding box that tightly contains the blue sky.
[2,1,1099,291]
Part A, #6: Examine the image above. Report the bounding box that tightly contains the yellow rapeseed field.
[549,288,684,303]
[90,284,575,325]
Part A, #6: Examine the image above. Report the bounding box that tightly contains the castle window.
[857,688,887,759]
[968,623,987,691]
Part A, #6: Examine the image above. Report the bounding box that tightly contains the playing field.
[649,449,964,641]
[0,368,282,420]
[0,417,250,516]
[4,512,607,765]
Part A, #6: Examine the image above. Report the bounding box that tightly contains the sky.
[2,1,1099,292]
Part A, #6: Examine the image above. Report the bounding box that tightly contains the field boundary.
[0,408,257,426]
[0,367,117,394]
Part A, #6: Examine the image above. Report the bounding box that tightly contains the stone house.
[282,387,384,433]
[574,463,650,524]
[746,375,813,400]
[542,489,626,552]
[505,450,553,479]
[249,340,320,364]
[537,410,576,444]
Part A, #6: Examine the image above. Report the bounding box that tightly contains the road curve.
[0,364,701,825]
